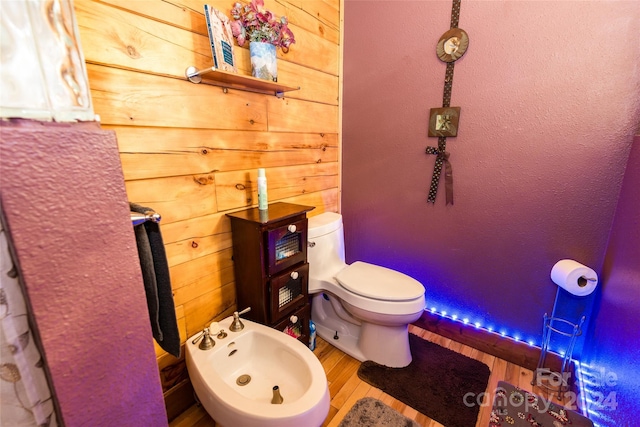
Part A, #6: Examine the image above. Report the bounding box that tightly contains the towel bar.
[131,210,161,226]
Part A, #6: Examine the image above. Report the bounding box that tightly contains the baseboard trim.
[413,310,566,374]
[164,379,195,423]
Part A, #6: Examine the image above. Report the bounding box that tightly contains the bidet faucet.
[271,385,284,404]
[229,307,251,332]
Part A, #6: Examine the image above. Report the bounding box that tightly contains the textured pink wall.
[583,135,640,423]
[342,0,640,344]
[0,121,168,426]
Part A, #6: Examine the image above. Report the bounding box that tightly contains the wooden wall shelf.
[185,66,300,97]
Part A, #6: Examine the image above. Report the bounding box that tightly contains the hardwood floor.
[169,324,573,427]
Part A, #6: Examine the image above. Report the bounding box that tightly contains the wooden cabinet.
[227,202,315,344]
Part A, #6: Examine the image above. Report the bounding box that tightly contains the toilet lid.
[334,261,425,301]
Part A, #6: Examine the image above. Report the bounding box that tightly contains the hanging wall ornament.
[425,0,468,205]
[436,28,469,63]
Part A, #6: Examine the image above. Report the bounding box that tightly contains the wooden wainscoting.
[75,0,343,413]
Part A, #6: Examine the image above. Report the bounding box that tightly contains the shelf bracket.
[185,66,212,84]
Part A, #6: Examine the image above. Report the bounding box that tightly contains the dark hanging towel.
[130,203,181,358]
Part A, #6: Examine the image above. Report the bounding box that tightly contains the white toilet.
[307,212,426,368]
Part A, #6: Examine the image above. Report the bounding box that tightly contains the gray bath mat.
[339,397,420,427]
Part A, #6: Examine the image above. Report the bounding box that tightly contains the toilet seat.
[335,261,425,301]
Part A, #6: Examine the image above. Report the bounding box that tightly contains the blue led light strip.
[426,306,574,354]
[426,307,615,424]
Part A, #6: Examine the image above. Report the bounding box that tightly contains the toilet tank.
[307,212,347,284]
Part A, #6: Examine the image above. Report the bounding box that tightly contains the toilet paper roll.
[550,259,598,296]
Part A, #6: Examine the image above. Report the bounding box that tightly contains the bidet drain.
[236,374,251,386]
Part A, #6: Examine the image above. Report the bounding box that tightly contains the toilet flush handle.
[308,241,316,247]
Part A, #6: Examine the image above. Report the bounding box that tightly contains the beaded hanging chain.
[426,0,467,205]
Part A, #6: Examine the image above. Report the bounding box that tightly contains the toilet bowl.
[308,212,426,368]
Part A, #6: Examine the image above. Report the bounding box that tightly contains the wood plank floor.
[169,324,571,427]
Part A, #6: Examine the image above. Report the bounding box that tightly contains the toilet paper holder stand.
[531,288,586,400]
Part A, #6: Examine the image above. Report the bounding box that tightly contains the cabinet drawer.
[269,263,309,323]
[266,218,307,274]
[273,304,311,346]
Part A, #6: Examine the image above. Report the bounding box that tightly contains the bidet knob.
[290,271,299,280]
[198,328,215,350]
[230,307,251,332]
[288,224,297,233]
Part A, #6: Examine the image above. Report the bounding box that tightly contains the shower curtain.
[0,220,59,427]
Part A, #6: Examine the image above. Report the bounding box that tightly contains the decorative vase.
[249,41,277,82]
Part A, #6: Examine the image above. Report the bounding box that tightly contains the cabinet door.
[266,218,307,274]
[269,263,309,323]
[273,304,311,346]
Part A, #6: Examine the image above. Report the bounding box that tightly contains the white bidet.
[186,315,330,427]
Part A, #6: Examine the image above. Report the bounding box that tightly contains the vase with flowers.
[230,0,295,82]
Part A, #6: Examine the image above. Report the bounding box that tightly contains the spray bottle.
[309,320,317,351]
[257,168,268,210]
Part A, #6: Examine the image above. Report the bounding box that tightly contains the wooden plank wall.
[74,0,342,410]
